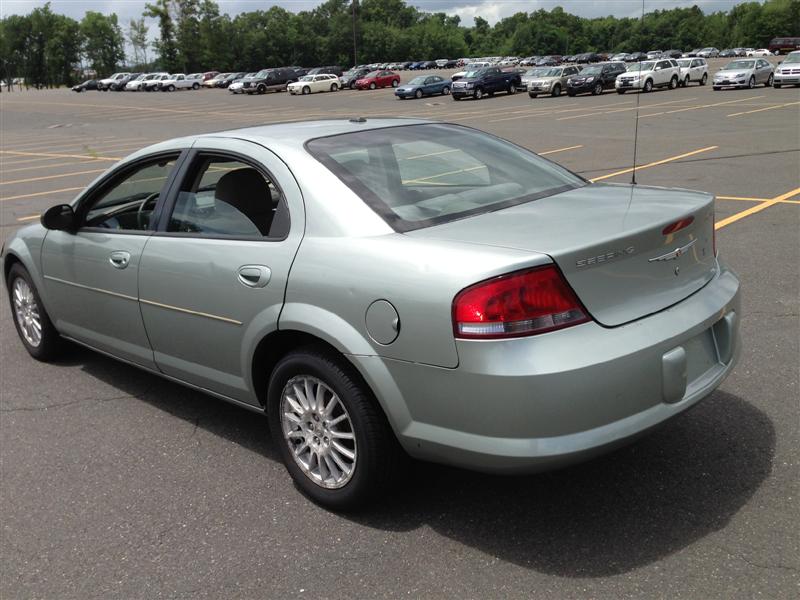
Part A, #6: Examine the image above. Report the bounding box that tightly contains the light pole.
[352,0,358,66]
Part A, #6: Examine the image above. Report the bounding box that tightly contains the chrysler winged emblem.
[648,239,696,262]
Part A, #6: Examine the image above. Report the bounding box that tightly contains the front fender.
[3,226,53,316]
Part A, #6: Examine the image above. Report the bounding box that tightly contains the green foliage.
[1,0,798,88]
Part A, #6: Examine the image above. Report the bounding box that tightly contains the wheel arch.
[250,324,413,441]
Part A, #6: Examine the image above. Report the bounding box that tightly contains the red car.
[355,70,400,90]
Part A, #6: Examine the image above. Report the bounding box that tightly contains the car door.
[40,151,185,368]
[175,75,186,89]
[758,59,771,82]
[137,138,304,404]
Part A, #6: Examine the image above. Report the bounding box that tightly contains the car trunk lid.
[408,183,717,327]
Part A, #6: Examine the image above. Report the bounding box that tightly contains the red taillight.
[662,216,695,235]
[453,265,591,339]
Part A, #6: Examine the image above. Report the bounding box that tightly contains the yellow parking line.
[1,159,102,174]
[717,195,769,201]
[727,101,800,117]
[0,150,121,161]
[539,144,584,155]
[16,214,41,222]
[556,97,693,121]
[1,186,83,202]
[716,187,800,229]
[1,168,107,186]
[638,95,765,118]
[589,146,718,182]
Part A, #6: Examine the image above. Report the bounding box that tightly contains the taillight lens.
[662,215,694,235]
[453,265,591,339]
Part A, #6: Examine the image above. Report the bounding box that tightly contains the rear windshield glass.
[306,124,584,232]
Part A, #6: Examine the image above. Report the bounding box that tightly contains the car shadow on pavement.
[75,347,773,577]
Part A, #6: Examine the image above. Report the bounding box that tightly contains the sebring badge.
[649,239,697,262]
[576,246,635,268]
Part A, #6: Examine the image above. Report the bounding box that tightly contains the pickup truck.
[450,67,522,100]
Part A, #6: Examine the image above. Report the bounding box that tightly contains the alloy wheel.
[12,278,42,347]
[280,375,357,489]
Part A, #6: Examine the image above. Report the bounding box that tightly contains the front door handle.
[237,265,271,289]
[109,251,131,269]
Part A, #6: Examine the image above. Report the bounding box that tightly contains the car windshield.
[539,68,563,77]
[580,66,602,75]
[628,61,655,72]
[463,69,485,78]
[724,60,755,70]
[299,76,314,82]
[408,77,427,85]
[306,123,584,232]
[365,71,379,78]
[783,53,800,63]
[677,59,692,67]
[255,69,270,78]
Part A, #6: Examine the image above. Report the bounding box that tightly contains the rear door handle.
[109,251,131,269]
[237,265,271,288]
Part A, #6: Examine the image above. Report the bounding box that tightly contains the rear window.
[306,124,584,232]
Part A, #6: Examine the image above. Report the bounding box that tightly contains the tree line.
[2,0,798,88]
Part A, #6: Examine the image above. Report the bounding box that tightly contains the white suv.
[157,74,202,91]
[676,57,708,86]
[615,59,680,93]
[773,50,800,88]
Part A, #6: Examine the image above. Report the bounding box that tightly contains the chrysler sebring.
[3,119,740,509]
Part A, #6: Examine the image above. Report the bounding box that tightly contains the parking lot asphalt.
[1,57,798,598]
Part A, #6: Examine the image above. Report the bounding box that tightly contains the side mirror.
[41,204,77,232]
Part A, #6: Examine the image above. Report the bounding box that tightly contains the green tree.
[128,18,150,67]
[80,11,125,75]
[145,0,178,71]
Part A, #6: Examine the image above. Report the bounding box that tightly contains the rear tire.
[391,79,399,87]
[713,86,721,91]
[442,86,450,95]
[330,83,338,92]
[507,84,516,95]
[474,87,483,100]
[6,263,62,361]
[773,83,782,88]
[192,82,199,90]
[700,73,708,85]
[748,76,755,89]
[302,86,310,95]
[267,348,402,510]
[414,89,423,99]
[617,89,626,94]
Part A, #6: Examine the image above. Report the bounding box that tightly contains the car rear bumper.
[354,258,740,474]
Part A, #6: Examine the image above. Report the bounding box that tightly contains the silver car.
[713,58,774,89]
[3,120,740,509]
[525,65,582,97]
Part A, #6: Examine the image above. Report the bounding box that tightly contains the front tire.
[192,82,199,90]
[507,84,516,95]
[551,84,561,97]
[330,83,338,92]
[369,82,376,90]
[302,86,310,95]
[414,89,423,99]
[684,75,690,87]
[474,87,483,100]
[774,83,782,88]
[7,264,62,361]
[442,86,450,95]
[669,75,678,89]
[748,76,755,89]
[267,348,401,510]
[643,79,653,93]
[592,83,603,95]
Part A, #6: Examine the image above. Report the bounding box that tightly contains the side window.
[82,155,179,231]
[167,155,289,239]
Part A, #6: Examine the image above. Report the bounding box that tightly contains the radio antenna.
[631,0,646,185]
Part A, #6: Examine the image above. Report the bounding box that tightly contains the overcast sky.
[1,1,750,26]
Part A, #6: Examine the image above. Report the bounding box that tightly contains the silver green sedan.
[3,119,740,509]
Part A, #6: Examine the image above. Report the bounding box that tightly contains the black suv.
[244,67,298,94]
[567,62,626,96]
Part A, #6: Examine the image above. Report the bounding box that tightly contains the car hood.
[715,68,752,74]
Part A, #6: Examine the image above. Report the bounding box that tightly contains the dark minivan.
[308,65,344,77]
[567,61,626,96]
